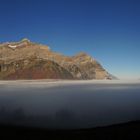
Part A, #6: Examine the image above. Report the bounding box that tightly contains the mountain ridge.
[0,39,115,80]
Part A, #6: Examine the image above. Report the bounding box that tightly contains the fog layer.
[0,80,140,129]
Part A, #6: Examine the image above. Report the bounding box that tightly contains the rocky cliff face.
[0,39,114,80]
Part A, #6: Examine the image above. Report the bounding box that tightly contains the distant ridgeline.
[0,39,116,80]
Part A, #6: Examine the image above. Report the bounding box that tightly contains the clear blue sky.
[0,0,140,79]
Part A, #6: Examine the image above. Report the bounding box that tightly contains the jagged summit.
[0,38,32,50]
[0,39,115,80]
[20,38,31,43]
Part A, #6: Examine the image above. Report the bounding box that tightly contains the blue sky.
[0,0,140,79]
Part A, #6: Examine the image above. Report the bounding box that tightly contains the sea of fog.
[0,80,140,129]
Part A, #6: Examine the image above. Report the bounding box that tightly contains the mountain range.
[0,39,116,80]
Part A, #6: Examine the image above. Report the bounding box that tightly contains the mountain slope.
[0,39,115,80]
[0,58,73,80]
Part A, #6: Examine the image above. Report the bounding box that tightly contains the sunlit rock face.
[0,39,115,80]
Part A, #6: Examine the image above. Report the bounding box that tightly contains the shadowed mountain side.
[0,39,116,80]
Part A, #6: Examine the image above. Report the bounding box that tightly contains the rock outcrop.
[0,39,114,80]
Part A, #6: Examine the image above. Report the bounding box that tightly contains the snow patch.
[8,44,17,49]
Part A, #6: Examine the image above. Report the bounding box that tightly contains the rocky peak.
[20,38,31,43]
[72,52,94,64]
[11,38,32,48]
[0,38,32,50]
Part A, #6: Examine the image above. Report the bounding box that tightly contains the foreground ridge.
[0,120,140,140]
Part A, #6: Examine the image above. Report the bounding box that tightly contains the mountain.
[0,39,115,80]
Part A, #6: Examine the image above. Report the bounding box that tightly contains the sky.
[0,0,140,79]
